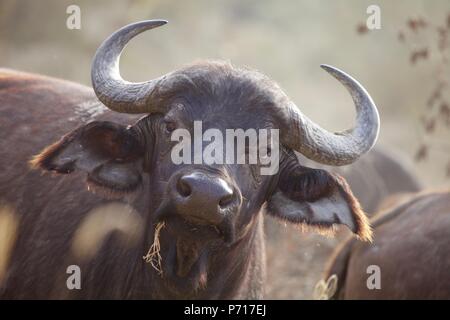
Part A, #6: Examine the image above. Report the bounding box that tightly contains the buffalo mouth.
[148,203,236,294]
[156,216,218,294]
[145,198,238,294]
[153,200,237,245]
[175,237,203,278]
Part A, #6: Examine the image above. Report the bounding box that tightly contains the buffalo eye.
[164,120,177,133]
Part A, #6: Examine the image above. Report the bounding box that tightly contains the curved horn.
[283,65,380,166]
[91,20,168,113]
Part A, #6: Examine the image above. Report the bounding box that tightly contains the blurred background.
[1,0,449,299]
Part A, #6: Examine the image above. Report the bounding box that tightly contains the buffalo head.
[31,20,378,297]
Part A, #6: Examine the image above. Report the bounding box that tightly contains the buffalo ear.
[267,164,372,241]
[30,121,144,198]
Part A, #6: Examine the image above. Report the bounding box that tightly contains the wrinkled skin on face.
[29,62,371,299]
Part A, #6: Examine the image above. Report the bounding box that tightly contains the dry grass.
[143,221,166,276]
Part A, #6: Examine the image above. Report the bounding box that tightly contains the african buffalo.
[0,20,379,299]
[322,190,450,299]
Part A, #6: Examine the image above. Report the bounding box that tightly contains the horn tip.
[320,64,354,84]
[138,19,168,28]
[320,64,338,73]
[147,19,168,26]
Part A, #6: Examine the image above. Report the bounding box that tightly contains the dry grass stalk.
[143,221,166,276]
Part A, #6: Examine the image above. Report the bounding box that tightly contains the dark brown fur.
[324,190,450,299]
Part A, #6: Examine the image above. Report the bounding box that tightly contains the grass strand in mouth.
[143,221,166,276]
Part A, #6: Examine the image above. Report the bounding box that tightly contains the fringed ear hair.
[30,121,144,199]
[267,165,373,241]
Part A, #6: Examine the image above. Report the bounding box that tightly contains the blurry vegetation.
[395,14,450,177]
[355,6,450,182]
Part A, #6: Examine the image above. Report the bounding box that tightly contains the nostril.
[219,192,234,209]
[176,178,192,197]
